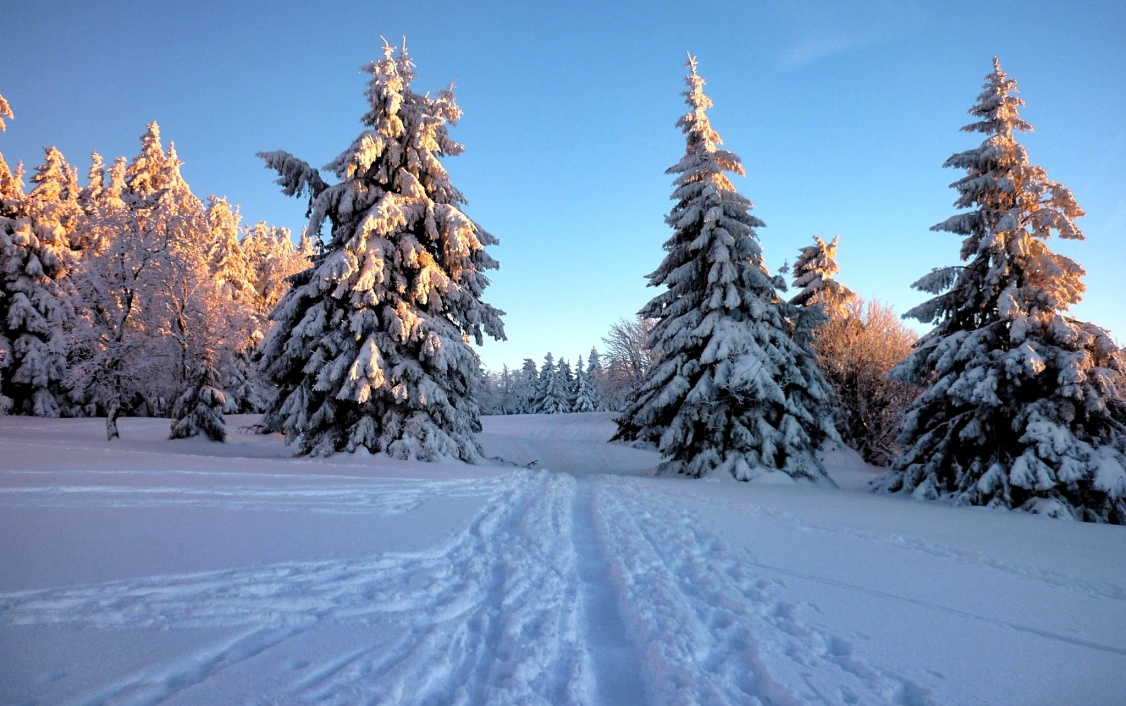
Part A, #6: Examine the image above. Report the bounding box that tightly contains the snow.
[1,413,1124,705]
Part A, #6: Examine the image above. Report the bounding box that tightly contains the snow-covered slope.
[1,413,1123,705]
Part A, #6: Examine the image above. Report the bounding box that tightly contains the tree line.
[0,108,311,439]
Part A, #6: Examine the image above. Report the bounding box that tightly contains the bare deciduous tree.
[814,298,920,466]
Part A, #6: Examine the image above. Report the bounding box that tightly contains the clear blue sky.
[4,1,1123,372]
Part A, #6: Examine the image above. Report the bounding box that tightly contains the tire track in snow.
[591,476,937,706]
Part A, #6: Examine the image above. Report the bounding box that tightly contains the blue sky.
[3,1,1123,371]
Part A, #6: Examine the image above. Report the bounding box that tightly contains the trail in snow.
[589,477,935,706]
[2,471,601,705]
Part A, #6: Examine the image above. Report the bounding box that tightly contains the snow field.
[1,413,1125,705]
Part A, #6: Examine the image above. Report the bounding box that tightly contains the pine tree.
[0,94,16,413]
[257,41,505,460]
[169,361,227,442]
[532,352,568,414]
[585,346,607,410]
[572,354,599,413]
[614,55,837,483]
[557,357,576,411]
[882,58,1126,523]
[515,357,539,414]
[0,146,79,416]
[790,234,855,319]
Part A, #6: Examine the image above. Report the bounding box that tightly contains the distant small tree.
[790,234,855,319]
[515,358,538,413]
[572,354,599,412]
[532,352,568,414]
[557,357,576,411]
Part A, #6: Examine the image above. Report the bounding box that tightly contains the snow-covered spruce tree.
[881,58,1126,523]
[557,357,576,410]
[0,146,79,416]
[790,234,856,319]
[572,354,599,412]
[613,55,837,483]
[531,352,568,414]
[0,94,16,413]
[257,42,505,460]
[514,358,539,414]
[169,360,227,442]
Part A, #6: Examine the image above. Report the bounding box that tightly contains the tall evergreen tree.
[0,94,16,413]
[0,146,79,416]
[257,41,505,460]
[614,55,837,483]
[882,58,1126,523]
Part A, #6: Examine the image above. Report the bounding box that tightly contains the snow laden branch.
[257,150,329,214]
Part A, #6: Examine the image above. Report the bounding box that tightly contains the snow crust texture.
[2,415,1124,705]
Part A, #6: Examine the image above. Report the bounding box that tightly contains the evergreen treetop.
[790,234,856,319]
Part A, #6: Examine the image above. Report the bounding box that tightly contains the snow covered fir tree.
[169,360,227,442]
[614,56,838,483]
[256,41,505,460]
[789,234,856,319]
[0,138,79,417]
[879,58,1126,523]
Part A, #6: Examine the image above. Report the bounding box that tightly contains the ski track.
[0,466,947,705]
[0,470,599,705]
[5,460,1009,705]
[591,477,937,706]
[635,483,1126,605]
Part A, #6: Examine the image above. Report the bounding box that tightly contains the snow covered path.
[2,414,1125,705]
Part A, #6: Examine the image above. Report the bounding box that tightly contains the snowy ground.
[1,413,1124,706]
